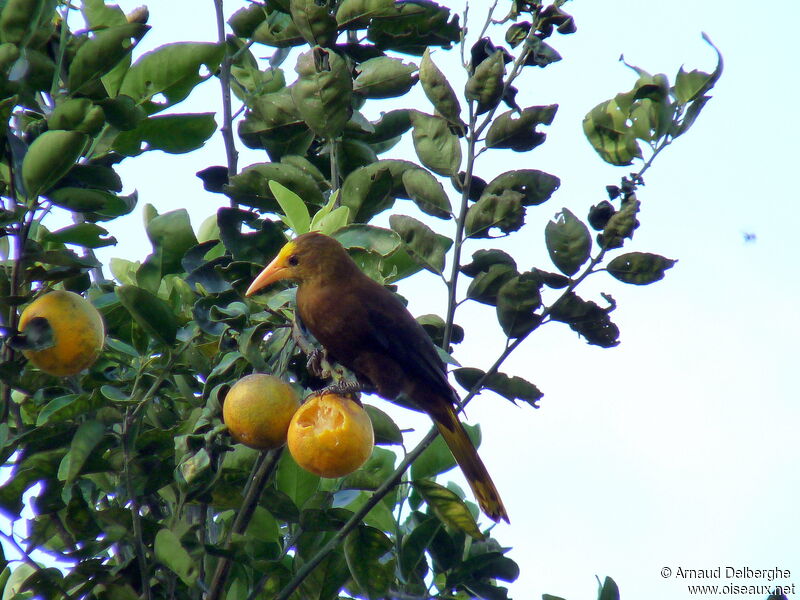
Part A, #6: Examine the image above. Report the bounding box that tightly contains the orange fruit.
[223,374,300,450]
[287,392,374,478]
[18,290,105,376]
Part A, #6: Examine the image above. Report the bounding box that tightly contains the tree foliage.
[0,1,722,599]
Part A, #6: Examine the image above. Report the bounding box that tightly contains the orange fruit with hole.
[223,374,301,450]
[18,290,105,376]
[287,392,374,478]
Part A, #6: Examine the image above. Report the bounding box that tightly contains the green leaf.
[336,0,395,28]
[226,162,324,212]
[176,448,213,495]
[36,393,105,427]
[399,516,441,580]
[1,564,37,600]
[115,285,178,346]
[348,108,412,144]
[496,273,542,338]
[673,34,723,104]
[245,87,302,134]
[599,198,640,250]
[344,526,396,599]
[269,180,311,235]
[598,576,620,600]
[228,4,266,37]
[481,169,560,207]
[419,47,464,129]
[465,191,525,238]
[417,313,464,346]
[144,207,198,277]
[44,223,115,249]
[465,50,505,114]
[291,46,353,138]
[314,205,350,235]
[62,163,121,193]
[363,405,403,445]
[46,188,136,222]
[340,447,397,491]
[57,420,105,486]
[369,5,460,58]
[81,0,127,28]
[486,105,557,151]
[119,42,224,114]
[333,223,401,256]
[277,450,320,509]
[672,34,723,137]
[458,551,520,584]
[339,163,395,222]
[67,23,149,94]
[409,110,461,176]
[525,36,562,68]
[252,10,305,47]
[389,214,451,275]
[154,529,198,586]
[411,423,481,481]
[414,479,484,540]
[337,488,397,532]
[47,98,102,134]
[583,95,644,166]
[353,56,418,99]
[606,252,676,285]
[466,263,517,306]
[113,113,217,156]
[400,167,451,219]
[545,208,591,276]
[551,292,619,348]
[290,0,337,46]
[454,367,542,408]
[22,130,87,198]
[461,248,516,277]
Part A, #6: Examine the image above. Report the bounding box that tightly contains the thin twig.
[213,0,239,204]
[477,0,500,41]
[118,340,193,599]
[1,162,35,426]
[205,448,282,600]
[123,407,153,600]
[0,529,79,600]
[442,105,478,349]
[329,139,340,194]
[50,3,72,98]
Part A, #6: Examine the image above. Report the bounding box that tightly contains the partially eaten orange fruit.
[287,392,374,478]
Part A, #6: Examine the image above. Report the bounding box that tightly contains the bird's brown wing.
[360,289,458,406]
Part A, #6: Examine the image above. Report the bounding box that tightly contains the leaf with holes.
[545,208,591,276]
[607,252,676,285]
[486,105,557,151]
[389,214,451,275]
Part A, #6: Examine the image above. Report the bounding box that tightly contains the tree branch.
[205,448,282,600]
[213,0,239,202]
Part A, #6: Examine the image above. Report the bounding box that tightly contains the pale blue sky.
[12,2,800,599]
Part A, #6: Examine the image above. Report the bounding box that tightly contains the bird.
[245,231,509,523]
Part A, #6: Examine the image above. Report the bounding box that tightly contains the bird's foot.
[309,380,373,406]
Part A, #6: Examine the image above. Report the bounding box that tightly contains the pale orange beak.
[245,253,290,296]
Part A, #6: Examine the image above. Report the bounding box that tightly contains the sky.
[12,2,800,599]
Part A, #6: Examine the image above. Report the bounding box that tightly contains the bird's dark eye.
[287,255,299,267]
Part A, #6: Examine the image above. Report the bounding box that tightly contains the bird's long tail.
[432,402,509,523]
